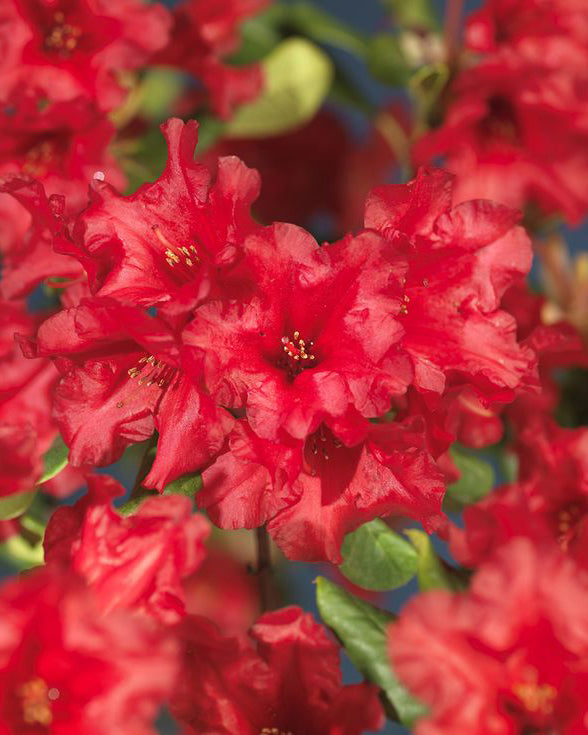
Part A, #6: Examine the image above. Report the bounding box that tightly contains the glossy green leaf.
[39,435,69,485]
[446,445,495,505]
[340,519,418,591]
[316,576,427,725]
[367,33,411,86]
[404,529,456,591]
[0,490,37,521]
[225,37,334,138]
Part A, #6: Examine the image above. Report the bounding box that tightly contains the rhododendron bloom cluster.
[2,0,588,733]
[21,118,538,563]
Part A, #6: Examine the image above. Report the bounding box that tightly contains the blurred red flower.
[391,538,588,734]
[172,606,384,734]
[45,474,210,624]
[0,0,171,112]
[0,568,178,734]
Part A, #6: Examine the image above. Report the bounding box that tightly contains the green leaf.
[340,519,418,591]
[367,33,412,86]
[286,3,369,58]
[404,529,456,591]
[163,472,202,498]
[138,69,185,121]
[225,37,334,138]
[229,12,283,65]
[382,0,439,31]
[39,435,69,484]
[316,577,427,725]
[0,516,45,568]
[0,490,37,521]
[117,473,201,516]
[446,445,495,505]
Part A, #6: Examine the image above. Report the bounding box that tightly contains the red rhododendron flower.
[466,0,588,67]
[0,567,178,735]
[200,415,445,562]
[390,538,588,734]
[0,0,171,112]
[44,474,210,624]
[0,91,124,298]
[62,118,260,317]
[171,606,384,734]
[0,299,64,495]
[435,280,588,452]
[32,296,234,489]
[158,0,269,118]
[185,225,410,443]
[364,166,537,401]
[451,416,588,567]
[414,55,588,221]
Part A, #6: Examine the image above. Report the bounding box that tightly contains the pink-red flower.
[0,92,124,298]
[32,296,233,489]
[62,118,260,318]
[0,0,171,112]
[0,567,178,735]
[466,0,588,68]
[364,166,537,401]
[185,225,410,443]
[44,474,210,624]
[0,299,67,496]
[171,606,384,734]
[390,538,588,734]
[200,415,445,562]
[157,0,269,118]
[451,416,588,568]
[414,40,588,221]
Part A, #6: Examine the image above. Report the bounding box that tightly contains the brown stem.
[444,0,465,66]
[255,525,273,613]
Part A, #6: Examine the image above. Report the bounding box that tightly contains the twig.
[255,525,273,613]
[444,0,465,66]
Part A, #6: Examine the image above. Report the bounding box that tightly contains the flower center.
[512,681,557,718]
[555,502,584,551]
[277,330,315,380]
[281,331,315,363]
[22,140,55,178]
[481,95,520,146]
[152,225,201,279]
[18,678,58,727]
[304,424,343,471]
[127,354,176,388]
[44,11,82,56]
